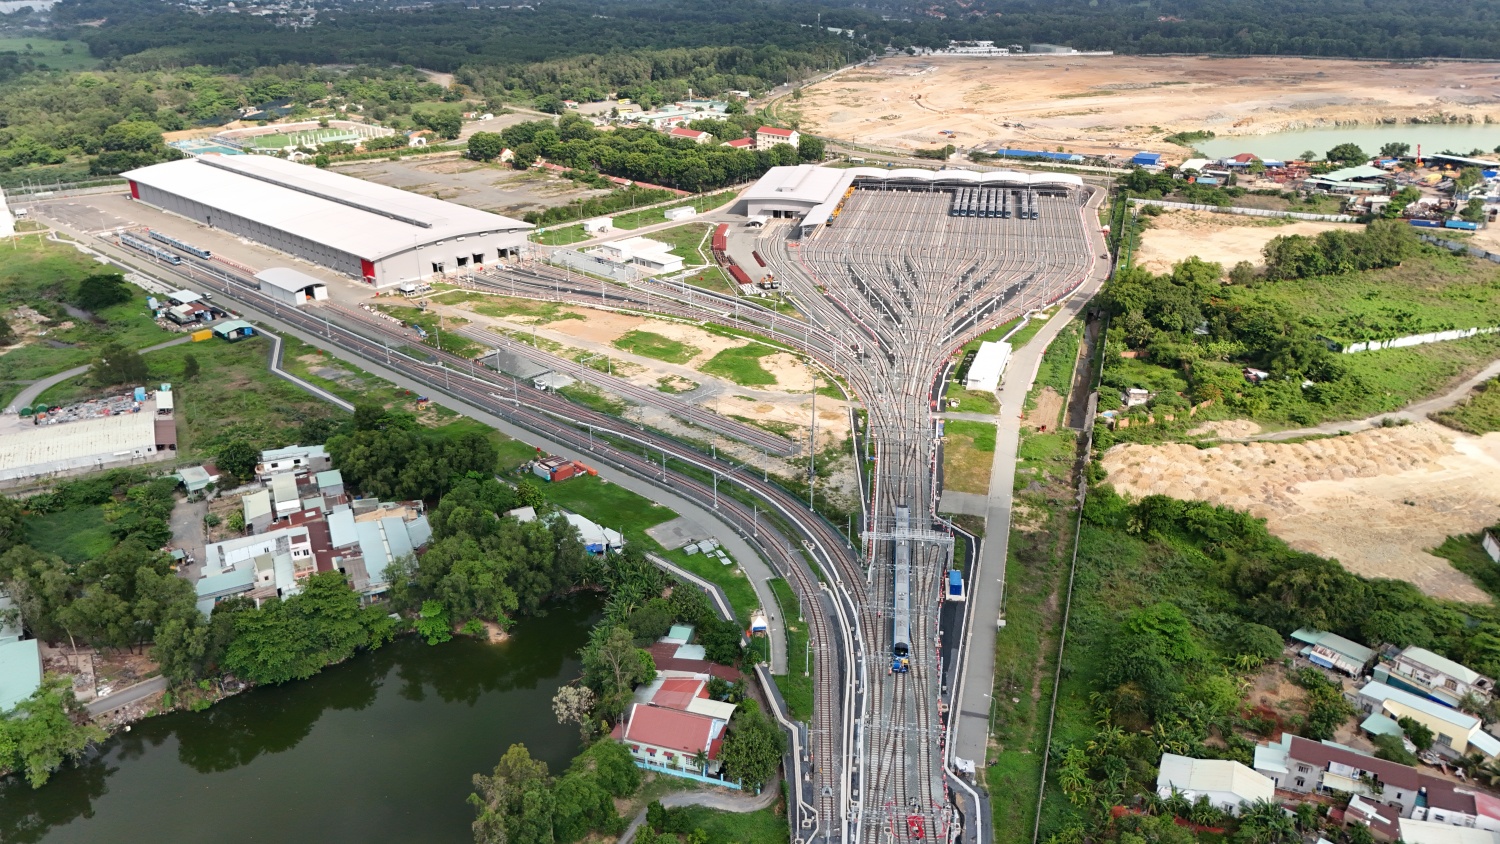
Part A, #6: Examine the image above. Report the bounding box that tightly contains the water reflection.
[1,594,599,844]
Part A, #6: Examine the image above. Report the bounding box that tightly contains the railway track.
[94,241,860,842]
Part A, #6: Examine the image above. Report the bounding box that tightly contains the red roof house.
[611,703,727,773]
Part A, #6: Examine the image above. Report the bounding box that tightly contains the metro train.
[891,504,912,674]
[148,230,212,259]
[119,232,183,265]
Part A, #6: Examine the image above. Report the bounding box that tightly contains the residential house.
[270,472,301,519]
[0,591,41,712]
[612,703,727,775]
[1357,681,1500,759]
[1344,794,1403,839]
[667,127,713,145]
[1377,647,1493,709]
[242,489,274,534]
[723,138,755,150]
[1292,628,1377,677]
[195,525,317,613]
[646,641,740,682]
[326,502,432,599]
[256,444,330,479]
[315,469,345,498]
[754,126,799,151]
[1155,753,1275,815]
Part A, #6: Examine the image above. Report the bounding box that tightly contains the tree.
[216,439,260,481]
[581,624,655,717]
[1372,733,1420,765]
[417,108,463,140]
[91,341,148,387]
[222,571,396,685]
[182,353,200,381]
[73,272,132,312]
[467,131,506,162]
[552,684,596,739]
[0,496,24,556]
[415,599,453,645]
[1461,197,1486,223]
[1379,142,1411,159]
[797,135,825,162]
[470,743,554,844]
[717,702,784,789]
[1398,715,1434,750]
[0,676,107,788]
[1325,143,1366,164]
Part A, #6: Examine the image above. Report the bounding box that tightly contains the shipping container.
[727,264,752,286]
[711,223,728,253]
[191,329,214,342]
[1445,220,1479,231]
[1408,219,1442,228]
[947,570,965,602]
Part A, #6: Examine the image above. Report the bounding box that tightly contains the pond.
[0,594,602,844]
[1195,124,1500,162]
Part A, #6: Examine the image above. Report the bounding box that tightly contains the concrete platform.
[646,515,713,550]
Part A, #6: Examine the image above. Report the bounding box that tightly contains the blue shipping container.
[1445,220,1479,231]
[1409,219,1441,228]
[948,570,962,595]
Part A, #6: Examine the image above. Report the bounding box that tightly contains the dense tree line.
[498,115,812,193]
[1261,221,1420,280]
[469,741,640,844]
[325,408,498,502]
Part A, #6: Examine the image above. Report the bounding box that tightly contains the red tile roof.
[669,127,706,138]
[725,138,754,148]
[757,126,794,137]
[647,644,739,681]
[652,678,707,710]
[621,704,719,757]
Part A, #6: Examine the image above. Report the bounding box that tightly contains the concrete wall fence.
[1330,325,1500,354]
[1127,197,1358,223]
[1418,233,1500,264]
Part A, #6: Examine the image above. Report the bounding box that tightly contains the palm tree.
[1163,789,1191,819]
[692,749,709,775]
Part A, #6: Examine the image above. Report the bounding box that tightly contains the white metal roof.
[1156,754,1274,804]
[743,165,1086,229]
[124,155,531,263]
[255,267,328,292]
[1400,646,1485,685]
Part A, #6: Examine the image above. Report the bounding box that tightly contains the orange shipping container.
[191,329,213,342]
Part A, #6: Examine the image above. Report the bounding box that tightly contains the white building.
[1155,753,1274,816]
[965,340,1012,392]
[0,188,14,238]
[667,127,713,145]
[588,236,684,275]
[755,126,800,151]
[255,267,330,307]
[123,155,532,288]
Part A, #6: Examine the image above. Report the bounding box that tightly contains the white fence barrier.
[1331,325,1500,354]
[1128,197,1358,223]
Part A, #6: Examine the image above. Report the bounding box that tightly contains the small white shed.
[583,217,613,234]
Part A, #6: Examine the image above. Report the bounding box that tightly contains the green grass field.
[610,191,739,230]
[1433,377,1500,435]
[942,420,996,495]
[243,128,365,150]
[668,805,788,844]
[0,37,99,71]
[647,223,714,263]
[767,578,813,722]
[25,507,114,565]
[948,389,998,414]
[663,546,759,625]
[613,330,700,364]
[532,224,591,246]
[535,474,676,544]
[700,344,779,387]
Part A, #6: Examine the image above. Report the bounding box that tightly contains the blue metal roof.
[1132,152,1162,165]
[992,148,1084,163]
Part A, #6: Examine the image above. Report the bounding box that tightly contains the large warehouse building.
[740,164,1085,234]
[123,155,532,288]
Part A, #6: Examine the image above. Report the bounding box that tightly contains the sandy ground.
[1136,211,1363,274]
[1186,419,1264,438]
[795,55,1500,158]
[1024,386,1065,431]
[1102,422,1500,602]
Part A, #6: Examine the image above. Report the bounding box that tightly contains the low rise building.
[612,703,727,775]
[667,127,713,145]
[1357,681,1500,759]
[0,591,41,712]
[755,126,799,151]
[242,489,274,534]
[1377,646,1493,709]
[723,138,755,150]
[587,236,684,275]
[1402,818,1500,844]
[1292,627,1376,677]
[1155,753,1274,815]
[257,444,331,479]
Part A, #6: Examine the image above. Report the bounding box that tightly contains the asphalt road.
[86,675,167,717]
[949,187,1110,771]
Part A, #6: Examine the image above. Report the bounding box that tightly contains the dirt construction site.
[794,55,1500,159]
[1134,210,1363,274]
[1101,422,1500,603]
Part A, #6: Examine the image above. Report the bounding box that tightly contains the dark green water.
[1,595,601,844]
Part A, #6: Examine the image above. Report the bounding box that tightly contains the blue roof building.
[1132,152,1163,167]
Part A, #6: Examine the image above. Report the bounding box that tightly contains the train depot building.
[121,155,532,288]
[740,164,1086,235]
